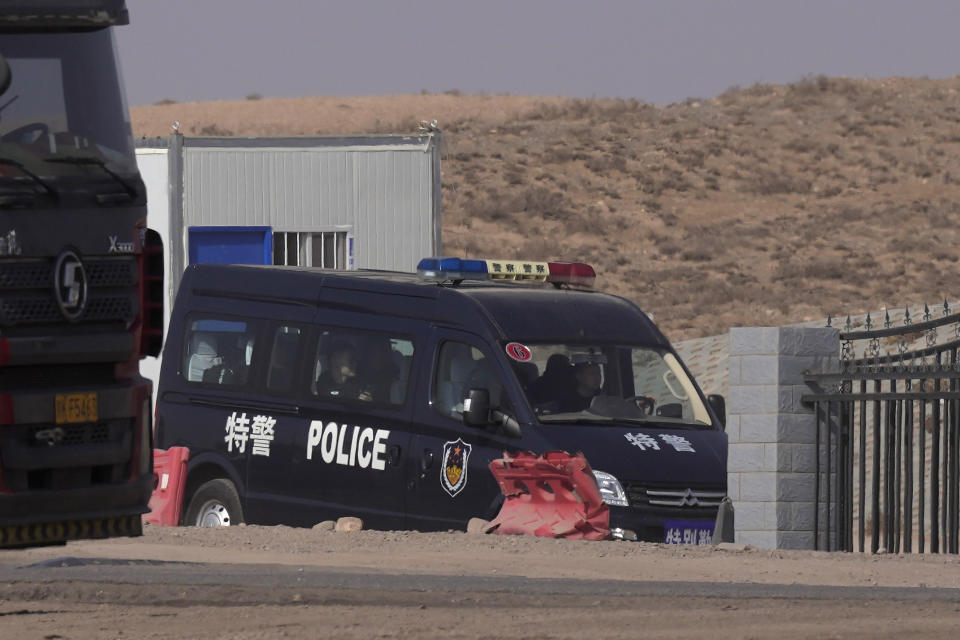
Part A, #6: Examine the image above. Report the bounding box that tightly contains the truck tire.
[184,478,244,527]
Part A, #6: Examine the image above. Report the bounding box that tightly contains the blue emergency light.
[416,257,490,281]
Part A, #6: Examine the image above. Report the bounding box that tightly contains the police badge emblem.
[441,438,472,497]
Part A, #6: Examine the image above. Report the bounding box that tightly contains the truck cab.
[0,0,163,546]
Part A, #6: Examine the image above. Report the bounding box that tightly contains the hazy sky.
[116,0,960,107]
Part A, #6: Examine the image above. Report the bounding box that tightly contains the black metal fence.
[804,304,960,553]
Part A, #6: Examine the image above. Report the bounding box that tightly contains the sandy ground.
[9,524,960,589]
[1,525,960,638]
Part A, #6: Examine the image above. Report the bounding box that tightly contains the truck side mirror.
[463,388,490,427]
[707,394,726,430]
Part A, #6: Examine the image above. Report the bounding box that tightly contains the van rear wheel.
[184,479,244,527]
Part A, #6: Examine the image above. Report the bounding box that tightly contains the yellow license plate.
[55,392,98,424]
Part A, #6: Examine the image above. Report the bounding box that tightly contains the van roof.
[180,263,668,346]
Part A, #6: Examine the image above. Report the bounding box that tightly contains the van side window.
[266,325,303,393]
[312,329,414,405]
[433,341,507,419]
[183,318,256,387]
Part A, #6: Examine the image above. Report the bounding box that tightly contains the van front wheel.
[184,478,244,527]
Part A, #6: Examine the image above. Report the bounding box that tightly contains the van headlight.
[593,470,629,507]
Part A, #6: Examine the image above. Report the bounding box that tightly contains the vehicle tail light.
[0,392,12,425]
[139,228,164,358]
[0,393,11,493]
[130,391,153,480]
[546,261,597,288]
[0,453,8,494]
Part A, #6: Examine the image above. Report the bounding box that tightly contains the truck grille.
[0,262,51,289]
[624,483,726,509]
[0,418,133,491]
[0,256,138,327]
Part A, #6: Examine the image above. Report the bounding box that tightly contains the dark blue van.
[155,258,729,543]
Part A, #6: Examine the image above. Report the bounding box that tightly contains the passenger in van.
[194,333,252,386]
[511,361,539,390]
[527,353,575,409]
[187,332,220,382]
[315,341,373,402]
[359,338,400,404]
[556,362,603,413]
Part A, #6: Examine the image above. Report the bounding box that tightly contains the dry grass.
[132,77,960,341]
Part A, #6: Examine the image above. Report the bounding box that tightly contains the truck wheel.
[184,479,244,527]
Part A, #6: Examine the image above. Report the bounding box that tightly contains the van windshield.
[509,343,711,426]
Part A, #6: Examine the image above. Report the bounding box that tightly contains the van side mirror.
[463,388,522,438]
[707,394,726,430]
[463,388,490,427]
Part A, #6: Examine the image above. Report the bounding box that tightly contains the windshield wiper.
[0,157,58,203]
[0,94,19,119]
[538,414,616,424]
[538,415,714,429]
[44,155,137,201]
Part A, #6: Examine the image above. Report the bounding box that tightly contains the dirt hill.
[131,77,960,341]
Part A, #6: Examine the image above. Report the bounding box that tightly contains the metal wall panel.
[355,150,433,271]
[181,141,435,272]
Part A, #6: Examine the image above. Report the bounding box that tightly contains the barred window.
[272,231,349,269]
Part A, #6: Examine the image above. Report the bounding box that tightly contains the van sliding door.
[283,322,419,529]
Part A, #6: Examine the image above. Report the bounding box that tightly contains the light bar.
[547,261,597,288]
[417,257,489,281]
[417,257,596,288]
[486,260,549,281]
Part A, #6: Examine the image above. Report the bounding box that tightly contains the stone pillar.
[726,326,839,549]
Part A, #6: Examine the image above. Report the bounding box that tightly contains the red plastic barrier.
[144,447,190,526]
[486,450,610,540]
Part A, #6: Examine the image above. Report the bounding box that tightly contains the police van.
[155,257,729,544]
